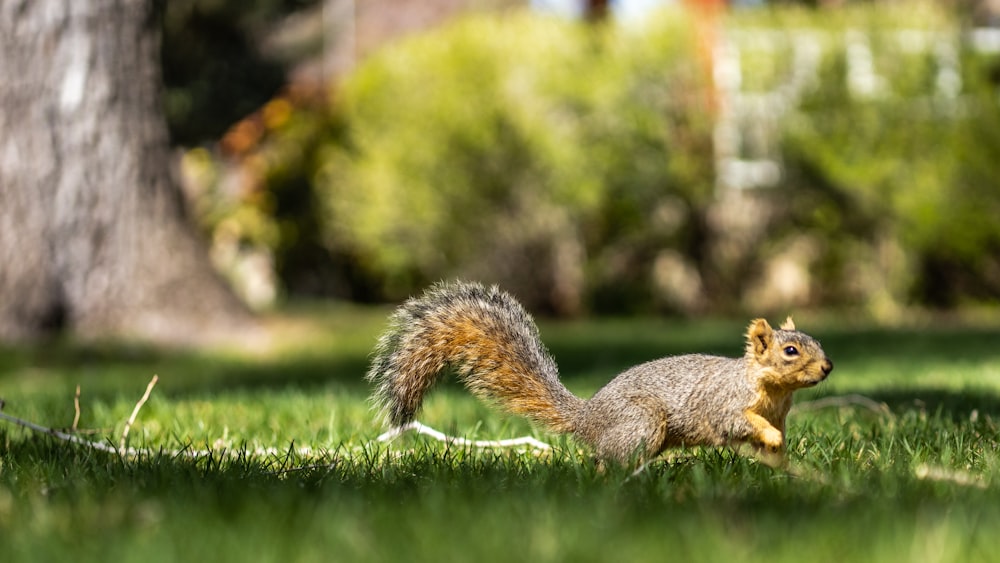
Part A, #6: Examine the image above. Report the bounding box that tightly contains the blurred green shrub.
[185,4,1000,315]
[315,11,713,313]
[777,5,1000,313]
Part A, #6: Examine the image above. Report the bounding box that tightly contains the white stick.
[377,420,552,451]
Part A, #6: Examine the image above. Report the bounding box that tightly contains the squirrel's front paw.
[757,427,785,453]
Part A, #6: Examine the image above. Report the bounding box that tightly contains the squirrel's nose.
[821,359,834,376]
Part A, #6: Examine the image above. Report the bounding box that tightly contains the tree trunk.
[0,0,255,344]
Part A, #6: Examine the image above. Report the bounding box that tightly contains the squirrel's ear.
[746,318,773,357]
[780,316,796,331]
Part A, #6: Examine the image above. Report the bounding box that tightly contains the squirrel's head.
[745,317,833,389]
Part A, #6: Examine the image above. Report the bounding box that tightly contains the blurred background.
[171,0,1000,319]
[7,0,1000,343]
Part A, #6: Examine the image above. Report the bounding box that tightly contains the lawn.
[1,304,999,562]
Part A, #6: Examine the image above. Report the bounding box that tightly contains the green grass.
[2,305,1000,562]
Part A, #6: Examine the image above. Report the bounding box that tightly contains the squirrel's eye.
[783,346,799,356]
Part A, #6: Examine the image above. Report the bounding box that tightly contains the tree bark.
[0,0,255,344]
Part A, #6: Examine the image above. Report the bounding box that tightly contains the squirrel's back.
[367,281,584,432]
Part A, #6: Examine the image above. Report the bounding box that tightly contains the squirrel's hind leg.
[581,408,669,466]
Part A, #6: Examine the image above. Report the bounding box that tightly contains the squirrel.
[366,281,833,465]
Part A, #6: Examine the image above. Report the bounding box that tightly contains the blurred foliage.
[183,3,1000,315]
[180,89,345,308]
[316,12,713,312]
[777,4,1000,311]
[163,0,348,305]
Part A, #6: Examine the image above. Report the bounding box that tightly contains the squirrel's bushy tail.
[367,281,584,433]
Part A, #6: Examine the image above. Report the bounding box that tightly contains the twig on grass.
[73,385,81,432]
[0,408,135,455]
[377,420,552,452]
[120,375,158,451]
[0,399,326,460]
[57,386,105,436]
[0,379,160,456]
[0,377,319,460]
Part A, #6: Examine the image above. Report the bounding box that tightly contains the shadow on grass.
[821,387,1000,421]
[0,339,373,406]
[818,324,1000,365]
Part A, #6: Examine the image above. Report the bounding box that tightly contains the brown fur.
[367,281,833,464]
[367,282,583,434]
